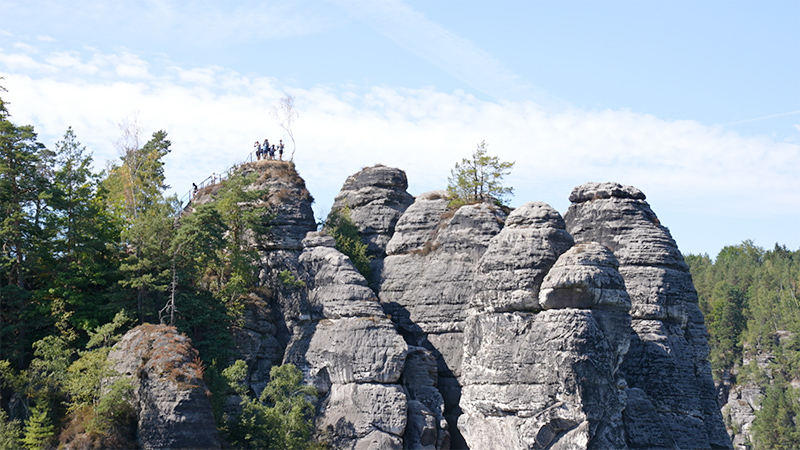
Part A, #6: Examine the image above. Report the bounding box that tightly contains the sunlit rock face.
[565,182,731,449]
[331,164,415,286]
[290,231,410,449]
[174,165,731,450]
[459,206,631,449]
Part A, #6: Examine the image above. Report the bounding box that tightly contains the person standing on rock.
[192,183,198,196]
[263,139,269,160]
[254,140,261,160]
[279,140,284,160]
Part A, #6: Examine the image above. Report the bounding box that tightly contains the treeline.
[687,241,800,448]
[0,86,320,448]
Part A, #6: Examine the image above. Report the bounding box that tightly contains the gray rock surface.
[109,324,221,450]
[294,231,410,448]
[380,201,506,447]
[473,202,574,312]
[331,165,415,275]
[402,347,450,449]
[722,382,762,449]
[460,238,631,449]
[565,181,731,449]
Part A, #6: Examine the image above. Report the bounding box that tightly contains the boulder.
[108,325,221,450]
[473,201,574,312]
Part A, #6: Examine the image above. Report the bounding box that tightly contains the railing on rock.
[179,148,260,207]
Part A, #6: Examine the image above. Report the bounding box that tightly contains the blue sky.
[1,0,798,257]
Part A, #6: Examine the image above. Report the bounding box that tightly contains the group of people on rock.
[255,139,284,161]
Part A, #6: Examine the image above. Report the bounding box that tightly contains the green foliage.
[87,378,135,436]
[278,269,306,288]
[751,374,800,449]
[0,408,23,449]
[706,281,747,377]
[324,207,371,279]
[446,140,515,207]
[223,361,321,450]
[687,241,800,445]
[21,403,54,450]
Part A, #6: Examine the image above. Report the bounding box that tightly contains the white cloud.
[1,46,798,255]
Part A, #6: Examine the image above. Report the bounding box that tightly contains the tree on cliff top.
[271,95,298,161]
[447,141,515,207]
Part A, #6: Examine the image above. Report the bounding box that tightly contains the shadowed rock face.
[109,325,221,450]
[379,200,507,448]
[564,182,731,449]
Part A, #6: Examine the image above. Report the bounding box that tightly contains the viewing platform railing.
[178,147,264,207]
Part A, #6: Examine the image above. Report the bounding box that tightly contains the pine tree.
[0,90,49,365]
[102,130,178,323]
[447,141,514,207]
[21,403,54,450]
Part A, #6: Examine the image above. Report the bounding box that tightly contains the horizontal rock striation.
[460,207,631,449]
[380,199,507,447]
[565,182,731,449]
[331,164,415,284]
[293,231,410,449]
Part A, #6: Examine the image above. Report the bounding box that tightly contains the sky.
[0,0,798,257]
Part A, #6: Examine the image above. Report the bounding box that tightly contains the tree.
[223,361,319,450]
[323,207,371,279]
[0,89,49,365]
[41,128,122,331]
[447,141,514,207]
[102,129,178,323]
[271,95,299,160]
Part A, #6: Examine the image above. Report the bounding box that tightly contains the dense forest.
[2,83,800,448]
[687,242,800,448]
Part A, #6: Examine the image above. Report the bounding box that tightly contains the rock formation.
[458,206,632,448]
[379,196,507,447]
[108,324,221,450]
[119,164,731,449]
[331,165,415,285]
[565,182,730,449]
[292,231,410,449]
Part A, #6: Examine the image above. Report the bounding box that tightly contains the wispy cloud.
[328,0,555,104]
[723,110,800,126]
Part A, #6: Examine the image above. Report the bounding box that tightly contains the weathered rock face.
[291,231,410,449]
[380,198,507,447]
[460,206,631,449]
[109,324,221,450]
[174,166,729,450]
[564,182,731,449]
[722,382,762,449]
[472,202,575,312]
[331,165,415,284]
